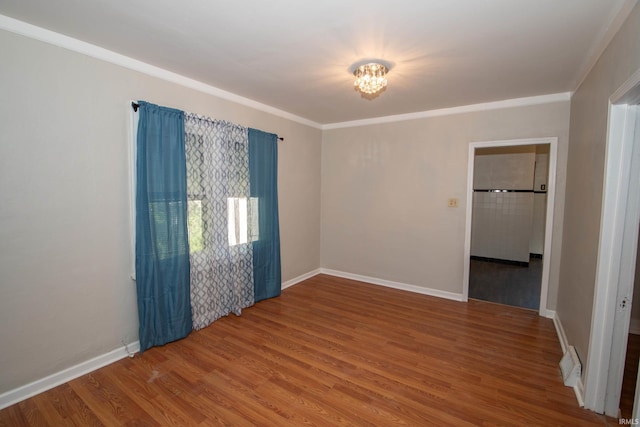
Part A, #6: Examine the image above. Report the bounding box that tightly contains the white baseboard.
[282,267,465,303]
[0,269,322,410]
[540,308,556,320]
[551,311,585,407]
[282,269,321,290]
[575,377,586,407]
[551,310,568,354]
[0,341,140,410]
[319,268,465,302]
[0,270,569,410]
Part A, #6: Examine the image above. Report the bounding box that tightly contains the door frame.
[584,68,640,416]
[462,137,558,318]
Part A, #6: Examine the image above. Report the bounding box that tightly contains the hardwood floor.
[0,274,614,426]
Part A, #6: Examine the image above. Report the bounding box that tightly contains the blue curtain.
[249,128,281,302]
[135,101,192,352]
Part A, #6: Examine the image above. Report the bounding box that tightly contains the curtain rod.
[131,102,284,141]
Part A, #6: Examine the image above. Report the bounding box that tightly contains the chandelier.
[353,62,389,96]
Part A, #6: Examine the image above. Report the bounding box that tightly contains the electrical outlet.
[448,198,458,208]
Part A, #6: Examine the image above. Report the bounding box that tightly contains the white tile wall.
[471,191,534,263]
[473,152,535,190]
[530,193,547,255]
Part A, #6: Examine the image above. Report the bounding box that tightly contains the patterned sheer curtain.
[184,114,255,330]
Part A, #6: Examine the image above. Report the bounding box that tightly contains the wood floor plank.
[67,371,158,426]
[0,274,616,426]
[99,361,204,426]
[39,384,104,427]
[29,390,79,427]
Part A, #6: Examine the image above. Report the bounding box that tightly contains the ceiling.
[0,0,632,125]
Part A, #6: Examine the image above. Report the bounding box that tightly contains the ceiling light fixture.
[353,61,390,97]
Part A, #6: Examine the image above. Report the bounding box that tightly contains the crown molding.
[0,14,322,130]
[322,92,572,130]
[1,13,574,132]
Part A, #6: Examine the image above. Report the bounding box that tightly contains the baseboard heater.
[560,345,581,387]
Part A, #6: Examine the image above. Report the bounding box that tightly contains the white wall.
[471,192,534,263]
[530,194,547,255]
[469,145,549,260]
[321,101,570,302]
[531,146,550,255]
[473,149,535,190]
[0,29,322,394]
[471,146,536,262]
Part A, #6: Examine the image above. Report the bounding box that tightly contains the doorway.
[583,72,640,416]
[468,144,549,310]
[620,241,640,419]
[463,137,558,318]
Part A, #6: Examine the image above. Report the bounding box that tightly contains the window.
[184,128,258,253]
[187,199,204,253]
[227,197,259,246]
[187,196,258,252]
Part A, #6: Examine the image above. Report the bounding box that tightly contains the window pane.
[249,197,259,242]
[227,197,259,246]
[150,201,189,259]
[187,200,204,253]
[239,197,248,244]
[228,198,237,246]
